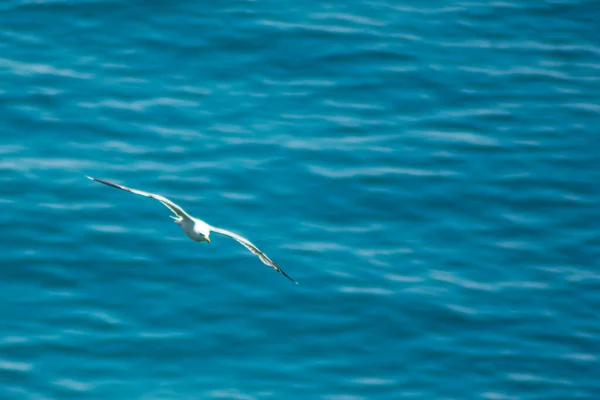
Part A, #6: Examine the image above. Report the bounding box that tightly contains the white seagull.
[86,176,298,284]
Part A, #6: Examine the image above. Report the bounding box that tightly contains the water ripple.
[0,57,93,79]
[0,359,32,373]
[308,165,457,178]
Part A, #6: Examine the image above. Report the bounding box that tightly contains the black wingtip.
[280,269,299,285]
[86,176,128,192]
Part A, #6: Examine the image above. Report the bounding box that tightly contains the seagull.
[86,176,298,284]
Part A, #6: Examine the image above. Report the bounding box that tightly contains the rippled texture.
[1,0,599,399]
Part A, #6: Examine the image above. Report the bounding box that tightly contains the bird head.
[205,235,211,243]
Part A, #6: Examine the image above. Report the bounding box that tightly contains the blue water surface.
[1,0,599,399]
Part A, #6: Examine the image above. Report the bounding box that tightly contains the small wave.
[0,359,32,372]
[308,165,456,179]
[54,379,92,392]
[338,286,394,296]
[78,97,198,112]
[309,12,386,27]
[257,19,369,35]
[0,57,92,79]
[352,377,396,385]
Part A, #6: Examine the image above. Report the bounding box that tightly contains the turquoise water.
[1,1,599,398]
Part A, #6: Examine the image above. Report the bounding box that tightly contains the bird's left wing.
[210,226,298,285]
[86,176,192,220]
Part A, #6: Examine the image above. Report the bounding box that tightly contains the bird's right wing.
[86,176,192,219]
[210,226,298,284]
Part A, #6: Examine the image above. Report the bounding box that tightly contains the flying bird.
[86,176,298,284]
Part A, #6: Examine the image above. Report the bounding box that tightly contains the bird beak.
[205,237,211,243]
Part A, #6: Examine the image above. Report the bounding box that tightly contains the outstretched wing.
[86,176,192,220]
[210,226,298,285]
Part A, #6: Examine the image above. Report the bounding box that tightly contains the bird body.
[177,217,211,243]
[86,176,298,284]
